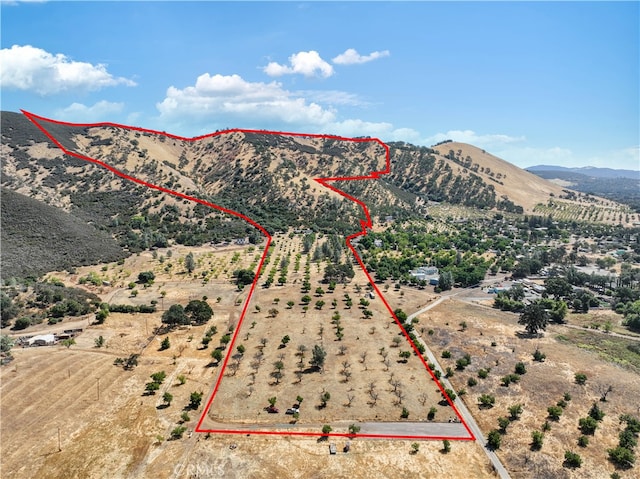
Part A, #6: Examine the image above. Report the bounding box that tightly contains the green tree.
[185,299,213,325]
[0,293,19,327]
[320,390,331,408]
[61,338,75,349]
[498,416,510,433]
[487,430,502,450]
[162,391,173,406]
[589,402,605,421]
[185,252,196,274]
[547,405,563,421]
[478,394,496,408]
[211,349,223,364]
[563,451,582,468]
[518,301,549,335]
[438,271,454,291]
[171,426,187,440]
[509,403,523,420]
[95,308,109,324]
[310,344,327,372]
[160,337,170,350]
[575,373,587,385]
[189,391,204,410]
[531,430,544,450]
[322,424,332,436]
[138,271,155,285]
[442,439,451,453]
[411,442,420,454]
[579,416,598,435]
[145,381,160,394]
[0,335,15,353]
[608,446,635,468]
[162,304,188,327]
[150,371,167,384]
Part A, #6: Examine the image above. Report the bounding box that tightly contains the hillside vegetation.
[1,112,635,282]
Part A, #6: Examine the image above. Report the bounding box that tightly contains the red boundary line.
[21,110,474,441]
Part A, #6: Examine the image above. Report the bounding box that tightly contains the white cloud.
[328,119,421,142]
[332,48,390,65]
[156,73,336,128]
[263,51,334,78]
[425,130,525,148]
[295,90,364,106]
[55,100,125,122]
[0,45,136,95]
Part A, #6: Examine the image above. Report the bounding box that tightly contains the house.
[410,266,439,282]
[27,334,55,347]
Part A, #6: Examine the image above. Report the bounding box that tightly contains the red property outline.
[22,110,474,441]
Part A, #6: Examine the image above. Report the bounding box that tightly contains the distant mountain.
[527,164,639,180]
[527,166,640,213]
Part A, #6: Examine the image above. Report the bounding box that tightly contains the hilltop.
[1,111,635,280]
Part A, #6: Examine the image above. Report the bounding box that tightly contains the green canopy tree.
[518,301,549,335]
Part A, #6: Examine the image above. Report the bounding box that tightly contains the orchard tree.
[185,252,196,274]
[310,344,327,372]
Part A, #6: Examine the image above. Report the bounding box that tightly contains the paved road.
[408,296,512,479]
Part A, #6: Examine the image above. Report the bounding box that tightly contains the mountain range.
[527,164,639,180]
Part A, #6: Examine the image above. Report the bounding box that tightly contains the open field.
[419,300,640,479]
[2,233,638,478]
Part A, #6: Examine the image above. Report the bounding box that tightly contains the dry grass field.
[420,300,640,479]
[2,233,638,478]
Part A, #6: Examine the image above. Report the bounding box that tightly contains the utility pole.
[57,426,62,452]
[96,377,100,401]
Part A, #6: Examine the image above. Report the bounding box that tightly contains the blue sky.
[1,1,638,169]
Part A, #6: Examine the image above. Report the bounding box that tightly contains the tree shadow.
[515,331,543,339]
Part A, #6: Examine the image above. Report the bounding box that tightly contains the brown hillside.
[433,142,567,211]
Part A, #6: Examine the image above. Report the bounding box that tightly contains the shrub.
[532,348,546,362]
[547,406,563,421]
[578,435,589,447]
[563,451,582,468]
[509,403,523,420]
[589,402,605,421]
[171,426,187,440]
[427,406,437,420]
[478,394,496,408]
[608,446,636,468]
[487,430,502,450]
[531,430,544,450]
[579,416,598,435]
[575,373,587,385]
[514,362,527,375]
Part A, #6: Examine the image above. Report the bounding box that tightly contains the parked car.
[285,407,300,415]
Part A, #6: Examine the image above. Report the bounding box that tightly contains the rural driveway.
[408,296,511,479]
